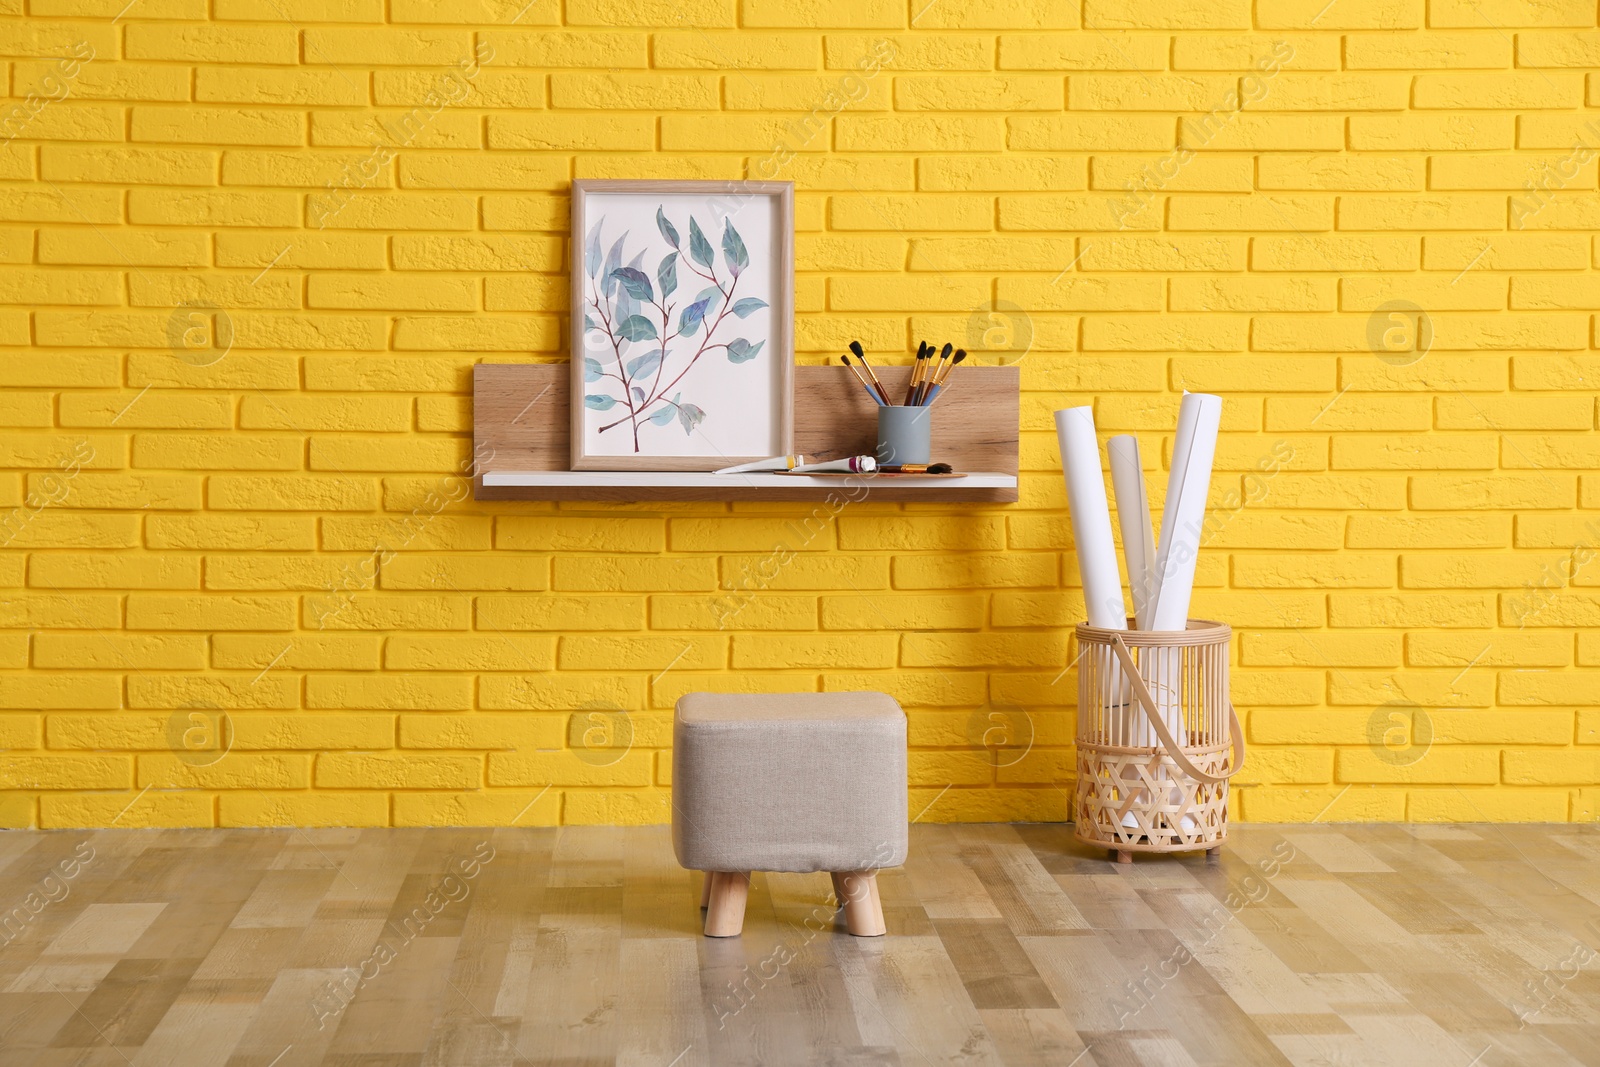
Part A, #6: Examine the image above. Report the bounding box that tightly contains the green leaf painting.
[617,314,657,342]
[656,253,677,298]
[678,297,711,337]
[625,350,662,380]
[600,234,625,297]
[655,206,679,248]
[688,217,714,270]
[581,204,772,453]
[610,267,653,303]
[693,285,722,316]
[585,217,603,279]
[722,220,748,278]
[676,399,706,434]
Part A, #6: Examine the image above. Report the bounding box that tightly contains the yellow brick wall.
[2,0,1597,829]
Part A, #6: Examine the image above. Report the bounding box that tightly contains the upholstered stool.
[672,691,908,937]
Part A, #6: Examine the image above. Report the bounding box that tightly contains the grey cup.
[876,406,931,465]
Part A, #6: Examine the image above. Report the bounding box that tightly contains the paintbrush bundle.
[841,340,965,407]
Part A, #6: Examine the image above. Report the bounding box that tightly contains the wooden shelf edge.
[473,473,1019,503]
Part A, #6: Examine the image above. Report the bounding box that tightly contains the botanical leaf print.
[655,206,679,248]
[688,217,714,270]
[676,398,706,433]
[582,205,769,452]
[678,297,711,337]
[625,350,663,380]
[617,315,656,342]
[656,253,677,298]
[722,219,748,278]
[585,217,603,278]
[610,267,653,303]
[692,285,721,315]
[601,234,625,296]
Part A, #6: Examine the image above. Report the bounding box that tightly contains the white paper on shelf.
[1107,435,1156,630]
[1053,407,1126,630]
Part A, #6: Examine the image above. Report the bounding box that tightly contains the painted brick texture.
[0,2,1596,828]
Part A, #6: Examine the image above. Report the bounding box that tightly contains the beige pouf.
[672,691,908,937]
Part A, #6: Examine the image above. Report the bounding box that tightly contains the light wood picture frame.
[570,179,795,472]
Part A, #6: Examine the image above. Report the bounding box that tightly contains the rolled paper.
[1107,435,1156,630]
[1144,392,1222,756]
[1053,406,1126,630]
[1149,392,1222,632]
[1108,433,1163,751]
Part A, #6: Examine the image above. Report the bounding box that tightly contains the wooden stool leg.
[865,873,884,930]
[829,872,845,903]
[700,872,712,908]
[1116,850,1133,864]
[835,871,885,937]
[704,872,749,937]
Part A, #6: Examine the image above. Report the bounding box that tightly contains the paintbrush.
[840,355,884,405]
[923,342,954,404]
[849,340,891,405]
[877,462,954,474]
[925,349,965,406]
[917,343,952,406]
[904,341,929,405]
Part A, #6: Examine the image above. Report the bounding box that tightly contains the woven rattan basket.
[1073,619,1246,863]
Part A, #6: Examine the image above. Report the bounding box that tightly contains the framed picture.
[570,179,794,471]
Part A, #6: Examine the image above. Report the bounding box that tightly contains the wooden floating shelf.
[480,470,1019,501]
[473,362,1019,503]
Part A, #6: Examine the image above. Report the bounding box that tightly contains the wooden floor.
[0,823,1597,1066]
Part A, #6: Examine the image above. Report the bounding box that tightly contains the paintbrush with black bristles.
[904,341,929,405]
[925,349,965,406]
[917,343,953,406]
[849,340,892,404]
[840,354,884,406]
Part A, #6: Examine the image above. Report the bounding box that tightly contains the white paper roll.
[1149,393,1222,633]
[1107,435,1156,630]
[1053,407,1126,630]
[1140,393,1221,757]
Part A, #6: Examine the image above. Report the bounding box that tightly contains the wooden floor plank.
[934,918,1059,1010]
[0,823,1590,1065]
[975,1007,1089,1067]
[858,934,1008,1066]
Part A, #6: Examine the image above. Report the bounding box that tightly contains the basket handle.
[1108,632,1247,785]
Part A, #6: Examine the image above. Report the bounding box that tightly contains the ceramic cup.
[876,406,932,465]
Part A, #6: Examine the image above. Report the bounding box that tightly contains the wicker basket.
[1073,619,1246,863]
